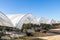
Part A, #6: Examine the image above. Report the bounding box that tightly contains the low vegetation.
[21,23,54,36]
[22,23,52,32]
[0,23,60,39]
[0,25,20,38]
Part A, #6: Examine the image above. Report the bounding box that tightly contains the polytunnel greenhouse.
[0,11,59,29]
[7,14,38,29]
[16,14,38,29]
[0,11,13,27]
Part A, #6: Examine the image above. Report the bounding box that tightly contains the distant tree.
[52,23,60,29]
[40,23,52,31]
[21,23,40,32]
[21,23,32,31]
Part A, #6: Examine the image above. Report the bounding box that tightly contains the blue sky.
[0,0,60,20]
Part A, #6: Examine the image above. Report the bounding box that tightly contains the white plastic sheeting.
[0,12,13,27]
[1,12,60,29]
[16,14,38,29]
[7,14,24,26]
[39,17,50,24]
[50,19,57,24]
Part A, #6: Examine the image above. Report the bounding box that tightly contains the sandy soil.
[38,29,60,40]
[38,35,60,40]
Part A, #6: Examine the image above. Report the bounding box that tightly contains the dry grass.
[18,37,46,40]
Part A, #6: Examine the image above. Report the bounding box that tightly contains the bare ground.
[38,29,60,40]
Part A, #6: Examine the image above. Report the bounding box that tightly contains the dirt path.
[38,29,60,40]
[38,35,60,40]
